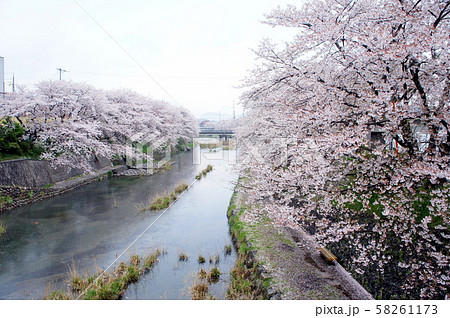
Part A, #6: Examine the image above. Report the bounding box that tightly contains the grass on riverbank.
[174,183,188,194]
[148,191,177,211]
[195,165,213,180]
[190,267,222,300]
[0,222,6,236]
[0,153,38,162]
[136,182,189,213]
[199,140,235,151]
[45,250,164,300]
[190,280,210,300]
[155,161,173,172]
[198,255,206,264]
[226,192,270,300]
[0,195,13,210]
[200,143,220,149]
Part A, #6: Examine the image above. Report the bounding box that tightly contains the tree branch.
[433,1,450,28]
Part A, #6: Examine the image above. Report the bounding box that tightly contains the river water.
[0,148,238,299]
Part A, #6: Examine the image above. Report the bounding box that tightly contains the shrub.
[0,117,43,160]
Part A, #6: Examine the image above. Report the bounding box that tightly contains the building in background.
[0,56,4,94]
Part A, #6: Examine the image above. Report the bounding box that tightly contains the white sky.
[0,0,301,119]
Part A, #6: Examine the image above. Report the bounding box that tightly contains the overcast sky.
[0,0,301,119]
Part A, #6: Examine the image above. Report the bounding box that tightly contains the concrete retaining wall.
[0,155,120,213]
[0,155,111,188]
[0,165,127,213]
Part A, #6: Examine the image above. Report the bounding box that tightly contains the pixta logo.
[192,137,237,165]
[234,137,295,166]
[125,134,171,174]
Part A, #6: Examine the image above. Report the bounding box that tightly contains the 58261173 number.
[376,305,438,315]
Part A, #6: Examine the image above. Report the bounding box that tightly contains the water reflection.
[0,149,237,299]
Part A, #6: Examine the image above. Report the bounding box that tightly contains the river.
[0,147,238,299]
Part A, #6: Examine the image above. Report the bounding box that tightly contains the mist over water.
[0,148,237,300]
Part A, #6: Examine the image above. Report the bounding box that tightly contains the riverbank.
[227,182,373,300]
[0,165,127,213]
[0,147,194,213]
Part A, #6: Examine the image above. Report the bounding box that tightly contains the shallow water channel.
[0,148,238,299]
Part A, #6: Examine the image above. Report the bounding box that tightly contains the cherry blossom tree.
[239,0,449,299]
[0,80,199,170]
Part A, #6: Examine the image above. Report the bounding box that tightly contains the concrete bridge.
[199,129,234,139]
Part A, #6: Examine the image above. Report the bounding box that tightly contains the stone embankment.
[228,184,373,300]
[0,157,127,213]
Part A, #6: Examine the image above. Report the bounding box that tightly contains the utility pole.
[56,68,68,80]
[12,74,15,93]
[233,101,236,120]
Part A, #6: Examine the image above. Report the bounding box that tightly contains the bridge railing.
[199,129,234,135]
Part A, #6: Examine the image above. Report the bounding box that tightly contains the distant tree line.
[0,80,199,168]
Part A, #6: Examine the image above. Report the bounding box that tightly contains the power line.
[74,177,199,300]
[72,0,183,108]
[70,70,242,80]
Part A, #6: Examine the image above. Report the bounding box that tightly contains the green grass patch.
[226,191,269,300]
[45,250,163,300]
[198,255,206,264]
[207,268,221,283]
[148,193,173,210]
[0,195,13,209]
[45,291,71,300]
[174,183,188,194]
[136,182,190,213]
[189,268,221,300]
[195,165,213,180]
[0,222,6,236]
